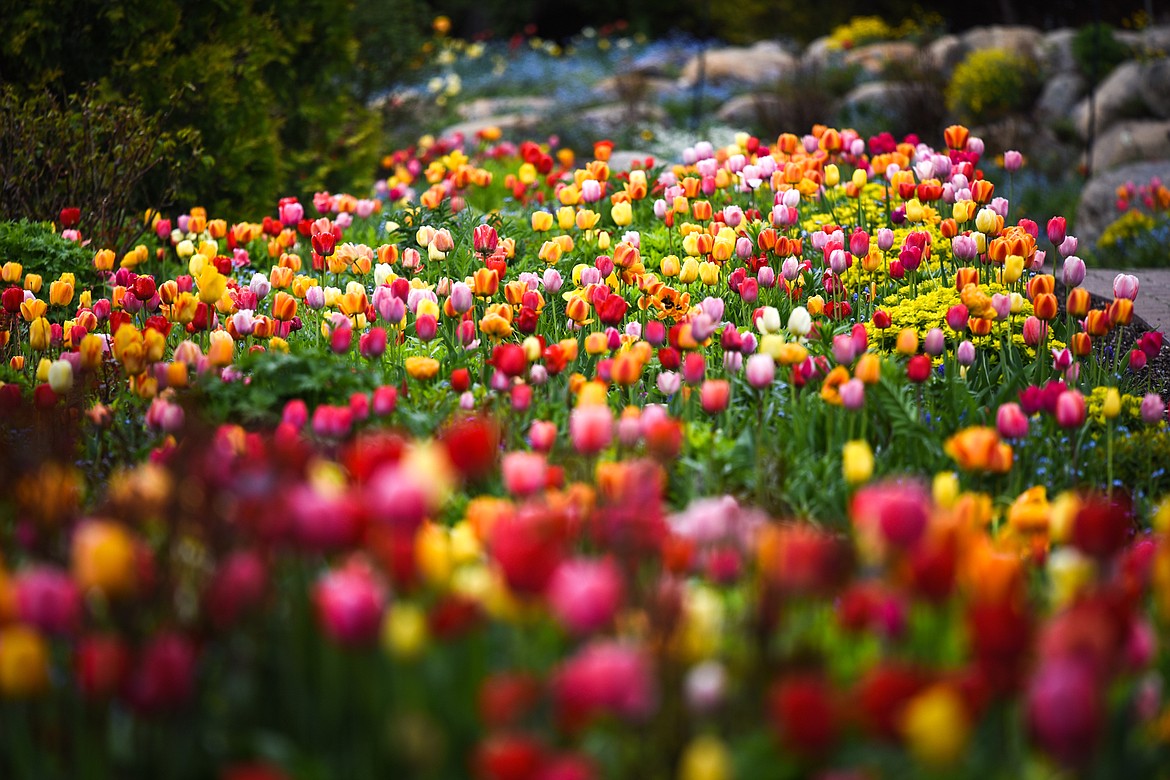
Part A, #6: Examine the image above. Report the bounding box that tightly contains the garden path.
[1084,268,1170,332]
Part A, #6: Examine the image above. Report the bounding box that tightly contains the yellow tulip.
[842,440,874,485]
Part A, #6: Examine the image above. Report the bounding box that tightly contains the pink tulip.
[1141,393,1166,423]
[745,354,775,388]
[14,566,81,635]
[700,380,730,414]
[1062,256,1086,287]
[529,420,557,452]
[314,559,387,646]
[1055,390,1086,429]
[996,402,1029,439]
[1023,316,1048,348]
[570,405,613,455]
[1112,273,1139,301]
[552,641,656,726]
[839,378,865,410]
[545,557,623,635]
[1027,658,1101,766]
[502,451,548,496]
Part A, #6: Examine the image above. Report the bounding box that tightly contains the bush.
[0,87,194,252]
[0,0,425,218]
[1072,23,1132,84]
[0,220,96,283]
[945,48,1038,125]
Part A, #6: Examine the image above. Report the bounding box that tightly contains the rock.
[925,34,966,73]
[803,36,837,69]
[605,150,656,172]
[577,102,665,132]
[592,74,681,102]
[843,41,919,75]
[1041,28,1078,74]
[1072,60,1145,139]
[1139,57,1170,119]
[1036,72,1085,120]
[960,25,1045,62]
[678,41,797,86]
[715,93,786,126]
[456,97,554,121]
[837,81,936,136]
[439,114,544,141]
[1089,120,1170,171]
[1075,159,1170,245]
[1137,25,1170,55]
[840,80,925,110]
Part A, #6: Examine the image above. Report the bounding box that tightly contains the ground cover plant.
[1,122,1169,780]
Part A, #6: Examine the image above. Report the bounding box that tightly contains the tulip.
[1054,390,1086,428]
[996,402,1029,439]
[75,634,130,701]
[923,328,945,357]
[472,223,498,255]
[901,685,971,769]
[546,557,623,635]
[570,405,613,454]
[1113,272,1139,300]
[744,353,775,388]
[72,520,137,597]
[314,560,387,646]
[1027,659,1101,766]
[1061,256,1086,287]
[768,674,839,759]
[1046,216,1067,246]
[699,380,730,414]
[905,354,932,383]
[47,359,73,394]
[842,440,874,484]
[1020,318,1048,353]
[14,567,81,636]
[501,452,548,496]
[787,307,812,337]
[372,385,397,416]
[1141,393,1165,424]
[0,625,50,697]
[552,641,656,726]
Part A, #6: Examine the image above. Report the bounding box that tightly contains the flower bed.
[1,124,1169,778]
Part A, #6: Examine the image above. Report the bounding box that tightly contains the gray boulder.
[1041,29,1078,74]
[843,41,919,75]
[1036,73,1085,120]
[1072,60,1145,139]
[679,41,797,86]
[960,25,1044,62]
[716,93,786,126]
[1139,57,1170,119]
[1089,120,1170,171]
[925,34,966,73]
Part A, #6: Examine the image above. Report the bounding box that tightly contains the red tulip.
[125,631,197,715]
[75,634,130,701]
[768,673,839,759]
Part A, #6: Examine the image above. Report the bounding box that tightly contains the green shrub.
[945,48,1039,125]
[0,0,427,217]
[0,87,194,253]
[1072,23,1132,84]
[0,220,96,284]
